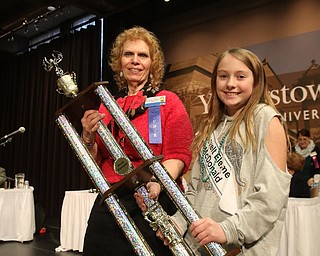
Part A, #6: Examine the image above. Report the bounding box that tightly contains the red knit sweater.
[96,90,194,185]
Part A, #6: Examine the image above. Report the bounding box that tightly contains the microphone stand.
[0,138,12,147]
[0,175,15,181]
[0,175,14,189]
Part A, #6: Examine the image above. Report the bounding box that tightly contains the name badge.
[145,95,166,107]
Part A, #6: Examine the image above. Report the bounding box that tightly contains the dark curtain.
[0,22,102,219]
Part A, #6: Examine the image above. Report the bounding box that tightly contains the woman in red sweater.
[81,26,193,255]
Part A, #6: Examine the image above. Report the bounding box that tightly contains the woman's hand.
[156,228,171,246]
[146,179,162,200]
[134,179,162,212]
[81,110,105,144]
[134,192,147,212]
[308,177,314,187]
[135,159,184,211]
[189,217,227,246]
[155,218,183,246]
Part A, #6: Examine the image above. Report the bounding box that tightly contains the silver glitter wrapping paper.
[56,114,154,256]
[95,85,225,256]
[98,122,194,255]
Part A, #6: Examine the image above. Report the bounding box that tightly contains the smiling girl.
[171,48,292,255]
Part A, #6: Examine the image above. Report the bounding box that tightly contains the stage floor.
[0,218,81,256]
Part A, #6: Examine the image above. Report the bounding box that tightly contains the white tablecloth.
[0,187,35,242]
[277,196,320,256]
[57,190,97,252]
[55,191,320,254]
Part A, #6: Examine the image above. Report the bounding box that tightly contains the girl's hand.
[189,217,227,245]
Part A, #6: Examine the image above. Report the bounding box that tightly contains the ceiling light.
[47,6,56,11]
[0,5,64,41]
[7,35,14,42]
[34,22,39,31]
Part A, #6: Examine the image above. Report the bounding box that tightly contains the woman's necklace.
[200,129,230,182]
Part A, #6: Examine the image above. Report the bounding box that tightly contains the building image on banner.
[164,53,320,171]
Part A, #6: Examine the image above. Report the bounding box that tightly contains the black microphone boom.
[0,175,14,181]
[0,127,26,140]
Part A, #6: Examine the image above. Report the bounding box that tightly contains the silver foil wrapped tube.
[96,121,195,255]
[95,84,226,256]
[137,185,195,256]
[55,114,154,256]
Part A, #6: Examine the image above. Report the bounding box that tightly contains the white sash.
[201,131,238,215]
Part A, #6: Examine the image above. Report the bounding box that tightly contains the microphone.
[0,175,14,181]
[0,127,26,140]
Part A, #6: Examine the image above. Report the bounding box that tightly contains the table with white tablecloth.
[277,196,320,256]
[0,187,35,242]
[56,190,97,252]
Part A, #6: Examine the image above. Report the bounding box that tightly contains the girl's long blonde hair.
[192,48,285,152]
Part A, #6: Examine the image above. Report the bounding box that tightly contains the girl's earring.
[120,71,123,78]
